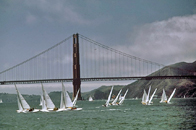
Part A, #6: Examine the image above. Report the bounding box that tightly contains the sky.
[1,0,196,94]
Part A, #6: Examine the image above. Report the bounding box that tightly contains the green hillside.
[83,61,196,99]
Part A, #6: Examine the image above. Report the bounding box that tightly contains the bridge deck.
[1,75,196,85]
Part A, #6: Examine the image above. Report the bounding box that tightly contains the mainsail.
[39,95,43,106]
[73,90,80,107]
[148,88,157,105]
[146,86,151,104]
[167,88,176,103]
[64,91,73,108]
[89,96,93,101]
[41,83,55,109]
[15,84,30,113]
[160,89,167,103]
[59,91,65,110]
[104,86,114,107]
[142,89,147,104]
[15,85,30,110]
[40,97,49,112]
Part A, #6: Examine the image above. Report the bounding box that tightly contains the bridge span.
[0,33,195,99]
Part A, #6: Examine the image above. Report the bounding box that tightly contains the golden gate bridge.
[0,33,195,99]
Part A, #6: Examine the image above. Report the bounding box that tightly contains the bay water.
[0,98,196,130]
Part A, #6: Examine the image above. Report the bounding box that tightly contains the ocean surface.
[0,98,196,130]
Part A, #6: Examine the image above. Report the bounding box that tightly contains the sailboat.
[56,82,67,112]
[141,86,157,105]
[0,99,3,103]
[89,96,93,101]
[141,89,147,104]
[141,86,151,105]
[15,84,39,113]
[103,86,113,107]
[40,96,49,112]
[66,90,82,111]
[111,89,122,105]
[118,89,129,105]
[160,88,176,104]
[160,89,167,103]
[148,88,157,105]
[41,83,57,111]
[58,82,82,111]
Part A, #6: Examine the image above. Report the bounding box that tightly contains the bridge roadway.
[0,75,196,85]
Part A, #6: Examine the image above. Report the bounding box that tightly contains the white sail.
[40,97,49,112]
[41,83,55,109]
[119,95,123,101]
[17,97,23,112]
[60,82,82,111]
[15,85,30,110]
[15,84,30,113]
[39,95,43,106]
[167,88,176,103]
[160,89,167,103]
[146,86,151,104]
[112,89,122,105]
[104,86,114,107]
[56,82,67,112]
[89,96,93,101]
[65,91,73,108]
[142,89,147,104]
[73,90,79,107]
[148,88,157,105]
[118,89,129,105]
[0,99,2,103]
[59,91,65,109]
[60,82,73,108]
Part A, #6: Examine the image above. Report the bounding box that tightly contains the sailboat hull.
[40,109,49,112]
[16,110,27,113]
[56,108,69,112]
[32,109,40,113]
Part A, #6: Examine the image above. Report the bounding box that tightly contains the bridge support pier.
[73,33,82,100]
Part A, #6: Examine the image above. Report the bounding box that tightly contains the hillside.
[82,85,124,100]
[83,61,196,99]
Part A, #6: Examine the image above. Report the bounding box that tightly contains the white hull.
[56,108,69,112]
[16,110,27,113]
[32,109,39,113]
[40,109,49,112]
[16,109,39,113]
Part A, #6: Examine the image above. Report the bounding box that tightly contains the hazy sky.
[1,0,196,94]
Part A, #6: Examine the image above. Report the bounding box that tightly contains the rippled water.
[0,99,196,130]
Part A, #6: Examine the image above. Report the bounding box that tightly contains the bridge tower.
[73,33,82,100]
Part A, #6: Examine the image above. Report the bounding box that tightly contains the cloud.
[119,14,196,65]
[24,0,92,25]
[25,13,37,24]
